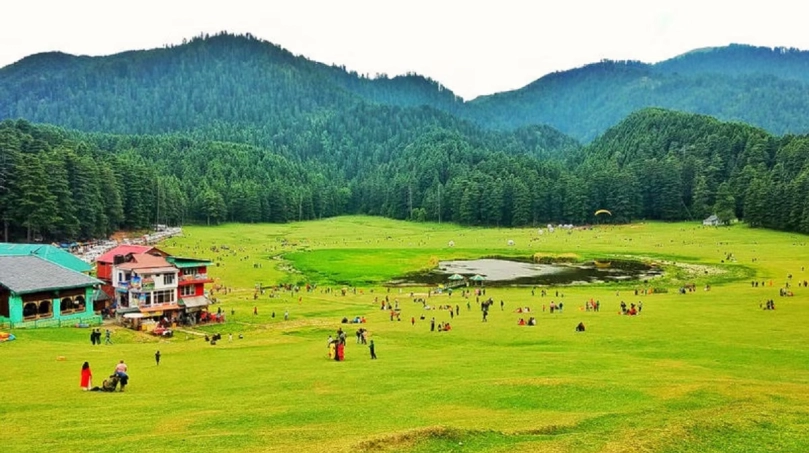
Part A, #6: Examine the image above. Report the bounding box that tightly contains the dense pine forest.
[2,33,809,242]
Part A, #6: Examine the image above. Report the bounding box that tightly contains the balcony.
[115,281,131,292]
[178,274,214,286]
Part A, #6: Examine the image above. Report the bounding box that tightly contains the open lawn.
[2,217,809,452]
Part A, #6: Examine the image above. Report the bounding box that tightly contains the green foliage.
[4,218,809,453]
[464,45,809,141]
[7,105,809,240]
[5,34,809,238]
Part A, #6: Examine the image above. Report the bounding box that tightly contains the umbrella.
[448,274,464,281]
[470,274,486,282]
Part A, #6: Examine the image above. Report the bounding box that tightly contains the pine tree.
[713,182,737,224]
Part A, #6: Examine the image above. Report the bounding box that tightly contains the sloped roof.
[96,245,156,264]
[0,243,92,273]
[116,253,173,271]
[167,256,212,269]
[179,296,211,308]
[0,256,102,295]
[133,266,177,274]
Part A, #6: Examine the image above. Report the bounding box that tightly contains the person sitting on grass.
[518,318,526,326]
[90,374,120,392]
[576,322,586,332]
[527,317,536,326]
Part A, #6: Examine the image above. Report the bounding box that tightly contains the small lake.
[390,258,661,286]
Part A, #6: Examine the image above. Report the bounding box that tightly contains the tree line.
[3,108,809,242]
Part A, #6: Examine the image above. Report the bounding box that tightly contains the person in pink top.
[114,360,129,391]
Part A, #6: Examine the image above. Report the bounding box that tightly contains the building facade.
[0,256,102,327]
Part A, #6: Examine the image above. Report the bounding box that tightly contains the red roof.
[116,253,173,271]
[96,245,157,264]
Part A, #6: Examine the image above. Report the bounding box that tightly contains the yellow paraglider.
[594,209,612,216]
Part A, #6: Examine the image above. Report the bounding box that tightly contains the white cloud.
[1,0,808,99]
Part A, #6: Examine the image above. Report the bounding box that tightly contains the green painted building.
[0,255,102,327]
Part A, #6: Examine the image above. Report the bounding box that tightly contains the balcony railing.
[179,274,212,285]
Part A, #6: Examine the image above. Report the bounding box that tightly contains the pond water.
[390,258,662,286]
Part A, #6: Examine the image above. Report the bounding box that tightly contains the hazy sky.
[2,0,807,99]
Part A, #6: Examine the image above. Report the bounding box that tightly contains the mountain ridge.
[3,33,809,145]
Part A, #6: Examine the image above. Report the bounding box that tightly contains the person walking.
[337,341,345,361]
[369,339,377,359]
[80,362,93,391]
[104,329,112,345]
[155,350,161,366]
[90,330,96,345]
[114,360,129,391]
[430,318,435,332]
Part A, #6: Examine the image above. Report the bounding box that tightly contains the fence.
[6,315,103,329]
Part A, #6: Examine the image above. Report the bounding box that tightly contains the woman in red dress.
[80,362,92,390]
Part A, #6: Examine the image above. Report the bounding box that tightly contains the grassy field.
[2,216,809,453]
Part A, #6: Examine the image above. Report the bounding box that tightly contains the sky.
[2,0,808,100]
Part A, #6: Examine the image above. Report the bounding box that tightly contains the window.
[180,285,196,297]
[60,297,79,314]
[60,296,86,314]
[37,300,53,318]
[153,290,175,304]
[0,294,9,318]
[23,302,38,318]
[137,292,152,306]
[163,273,175,285]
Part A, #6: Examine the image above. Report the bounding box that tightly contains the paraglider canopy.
[595,209,612,216]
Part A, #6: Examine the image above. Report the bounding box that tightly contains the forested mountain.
[0,114,579,242]
[3,34,809,242]
[0,32,464,143]
[3,35,809,144]
[466,45,809,141]
[3,108,809,242]
[654,44,809,82]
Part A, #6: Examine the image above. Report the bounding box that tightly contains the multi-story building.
[112,253,181,320]
[167,257,214,313]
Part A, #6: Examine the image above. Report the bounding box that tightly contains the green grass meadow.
[2,217,809,452]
